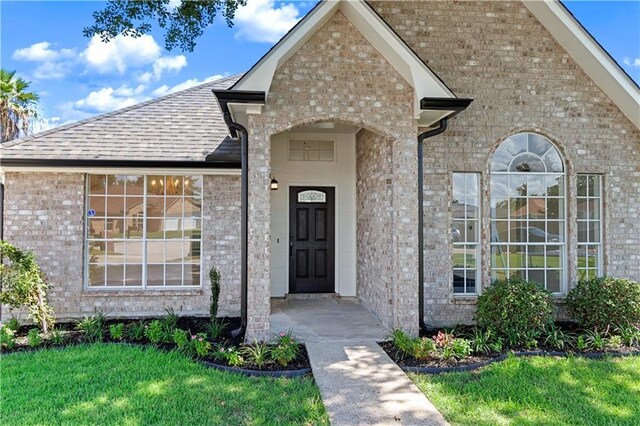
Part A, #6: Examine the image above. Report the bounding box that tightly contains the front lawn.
[411,355,640,426]
[1,344,328,425]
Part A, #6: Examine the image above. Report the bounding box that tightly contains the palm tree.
[1,69,40,143]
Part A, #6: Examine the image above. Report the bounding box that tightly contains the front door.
[289,187,335,293]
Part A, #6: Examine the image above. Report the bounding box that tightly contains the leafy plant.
[606,335,623,350]
[76,314,106,343]
[433,331,454,349]
[50,328,64,345]
[145,320,165,344]
[567,276,640,330]
[469,328,502,355]
[583,330,605,351]
[389,329,416,358]
[126,320,147,341]
[1,69,40,142]
[242,341,271,368]
[209,267,221,320]
[0,323,17,349]
[576,335,587,351]
[172,329,190,355]
[109,323,125,341]
[413,337,437,361]
[615,324,640,347]
[6,317,20,332]
[0,241,54,332]
[475,277,554,348]
[449,339,472,359]
[205,318,227,341]
[216,346,244,367]
[270,331,300,367]
[189,333,212,358]
[27,328,42,347]
[544,325,574,351]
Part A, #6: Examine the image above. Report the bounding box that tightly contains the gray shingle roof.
[1,75,241,163]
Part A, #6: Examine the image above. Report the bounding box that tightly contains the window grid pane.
[490,134,566,293]
[452,173,479,294]
[86,174,202,288]
[577,174,602,281]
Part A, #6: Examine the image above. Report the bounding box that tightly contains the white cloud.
[73,85,150,113]
[151,74,225,97]
[622,57,640,68]
[234,0,300,43]
[83,34,161,74]
[12,41,77,79]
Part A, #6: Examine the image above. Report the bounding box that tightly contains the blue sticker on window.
[87,209,96,217]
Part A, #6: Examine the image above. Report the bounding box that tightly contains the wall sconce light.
[270,177,279,191]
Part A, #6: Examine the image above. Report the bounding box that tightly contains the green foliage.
[576,335,587,351]
[76,314,106,343]
[209,267,221,320]
[615,324,640,347]
[0,241,54,332]
[543,325,574,351]
[0,323,17,349]
[468,328,503,355]
[172,329,190,355]
[144,320,165,344]
[189,333,212,358]
[1,69,40,142]
[242,341,270,368]
[159,308,179,343]
[413,338,437,361]
[126,320,147,341]
[6,317,20,332]
[108,323,125,341]
[270,331,300,367]
[583,330,605,351]
[214,346,244,367]
[50,328,64,346]
[205,318,227,341]
[442,338,472,361]
[566,276,640,329]
[83,0,246,52]
[27,328,42,347]
[389,329,417,357]
[606,335,622,350]
[475,277,554,347]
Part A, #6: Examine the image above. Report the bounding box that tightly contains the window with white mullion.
[577,174,603,281]
[452,173,480,294]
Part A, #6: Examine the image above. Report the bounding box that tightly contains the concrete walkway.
[271,298,448,425]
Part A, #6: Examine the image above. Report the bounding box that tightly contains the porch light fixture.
[270,177,279,191]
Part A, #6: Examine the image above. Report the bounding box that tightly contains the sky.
[1,0,639,132]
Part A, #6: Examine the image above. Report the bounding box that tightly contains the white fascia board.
[0,167,241,175]
[233,0,457,120]
[524,0,640,129]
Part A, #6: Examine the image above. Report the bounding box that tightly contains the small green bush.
[270,331,299,367]
[76,314,106,342]
[126,320,147,341]
[242,341,270,368]
[172,329,190,354]
[543,325,574,351]
[475,277,554,347]
[7,317,20,332]
[389,329,416,357]
[27,328,42,347]
[145,320,165,344]
[50,328,64,345]
[444,338,472,360]
[205,318,227,341]
[413,337,436,360]
[189,333,211,358]
[108,323,125,341]
[615,324,640,347]
[209,267,221,319]
[468,328,503,355]
[0,323,17,349]
[566,276,640,330]
[214,346,244,367]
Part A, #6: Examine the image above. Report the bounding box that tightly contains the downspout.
[417,119,448,332]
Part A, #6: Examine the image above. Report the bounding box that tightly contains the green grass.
[1,344,328,426]
[411,355,640,426]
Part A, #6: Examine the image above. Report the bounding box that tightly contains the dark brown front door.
[289,187,335,293]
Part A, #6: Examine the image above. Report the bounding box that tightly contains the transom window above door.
[490,133,566,294]
[289,139,335,161]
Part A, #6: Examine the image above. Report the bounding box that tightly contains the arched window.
[490,133,565,293]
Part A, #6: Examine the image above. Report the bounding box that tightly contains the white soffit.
[231,0,456,124]
[524,0,640,129]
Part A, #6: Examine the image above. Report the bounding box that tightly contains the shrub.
[242,341,270,368]
[389,329,416,357]
[543,325,574,351]
[126,320,147,341]
[583,329,605,351]
[209,267,221,319]
[0,323,17,349]
[469,328,503,355]
[76,314,106,342]
[270,331,300,366]
[566,277,640,330]
[189,333,211,358]
[475,277,554,347]
[108,323,125,341]
[50,328,64,345]
[7,317,20,332]
[205,318,227,341]
[0,241,55,332]
[576,335,587,351]
[215,346,244,367]
[172,329,190,354]
[615,324,640,347]
[27,328,42,347]
[413,337,436,361]
[606,335,623,350]
[145,320,165,344]
[447,338,472,360]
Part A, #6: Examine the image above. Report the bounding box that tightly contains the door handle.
[289,236,294,257]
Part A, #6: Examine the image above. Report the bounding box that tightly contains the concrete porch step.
[284,292,340,300]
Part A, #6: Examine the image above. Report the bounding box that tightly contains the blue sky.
[1,0,638,131]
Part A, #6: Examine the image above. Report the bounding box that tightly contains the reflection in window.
[490,133,566,293]
[577,174,602,281]
[87,174,202,288]
[452,173,480,294]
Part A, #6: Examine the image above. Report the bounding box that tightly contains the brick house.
[1,0,638,341]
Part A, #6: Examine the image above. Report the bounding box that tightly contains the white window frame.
[84,174,203,290]
[489,133,568,295]
[288,138,336,162]
[577,174,603,281]
[452,172,480,295]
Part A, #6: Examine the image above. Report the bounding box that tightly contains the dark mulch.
[201,344,311,371]
[379,341,501,368]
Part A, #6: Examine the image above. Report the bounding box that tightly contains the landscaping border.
[400,349,640,374]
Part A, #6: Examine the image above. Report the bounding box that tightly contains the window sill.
[452,295,478,305]
[82,288,203,297]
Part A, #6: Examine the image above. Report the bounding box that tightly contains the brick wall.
[371,0,640,325]
[1,172,241,321]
